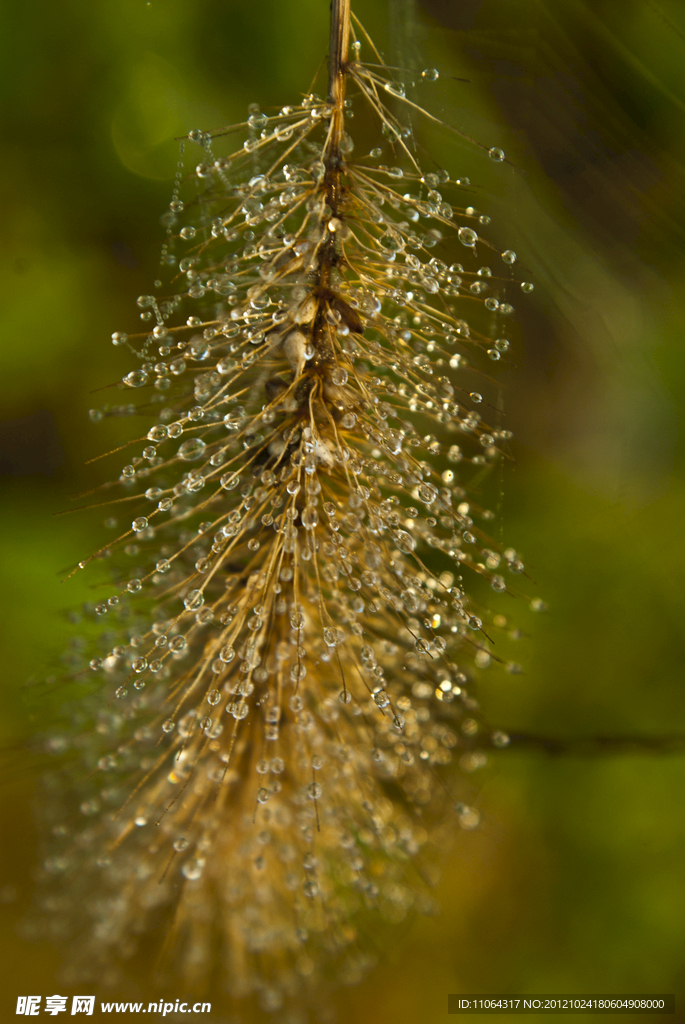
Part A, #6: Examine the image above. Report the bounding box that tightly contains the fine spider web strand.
[34,0,538,1012]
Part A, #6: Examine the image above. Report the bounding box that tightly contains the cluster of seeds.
[38,27,532,1013]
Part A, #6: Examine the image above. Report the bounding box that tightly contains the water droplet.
[181,858,204,880]
[301,507,319,529]
[323,627,342,647]
[458,227,478,247]
[395,530,416,553]
[124,370,148,388]
[247,111,267,129]
[488,147,505,162]
[418,483,437,504]
[183,590,204,611]
[456,805,480,829]
[178,438,206,461]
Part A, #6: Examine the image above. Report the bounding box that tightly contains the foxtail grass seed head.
[36,6,534,1011]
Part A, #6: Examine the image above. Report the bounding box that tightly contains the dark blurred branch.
[496,732,685,756]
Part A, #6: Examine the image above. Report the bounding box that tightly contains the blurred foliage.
[1,0,684,1019]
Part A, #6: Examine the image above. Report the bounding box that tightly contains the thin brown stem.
[325,0,350,175]
[328,0,351,114]
[314,0,352,318]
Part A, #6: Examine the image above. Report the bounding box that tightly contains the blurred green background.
[1,0,684,1020]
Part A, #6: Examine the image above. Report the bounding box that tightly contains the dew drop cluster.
[36,34,538,1012]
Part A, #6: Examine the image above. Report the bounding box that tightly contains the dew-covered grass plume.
[36,1,533,1012]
